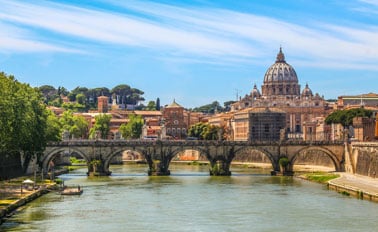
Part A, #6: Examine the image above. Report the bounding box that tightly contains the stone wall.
[354,149,378,178]
[294,150,335,168]
[233,149,272,163]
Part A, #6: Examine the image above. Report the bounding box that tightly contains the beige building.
[353,117,376,141]
[337,93,378,109]
[232,107,286,141]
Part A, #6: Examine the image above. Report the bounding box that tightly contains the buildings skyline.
[53,48,377,143]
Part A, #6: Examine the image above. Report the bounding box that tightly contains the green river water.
[1,164,378,232]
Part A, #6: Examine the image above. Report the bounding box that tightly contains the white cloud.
[0,0,377,70]
[0,22,81,53]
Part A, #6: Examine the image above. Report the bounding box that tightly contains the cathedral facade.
[231,48,331,137]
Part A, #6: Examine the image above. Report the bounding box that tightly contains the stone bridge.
[42,140,346,176]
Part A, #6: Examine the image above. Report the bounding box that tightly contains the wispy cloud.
[352,0,378,15]
[0,21,81,53]
[0,0,377,70]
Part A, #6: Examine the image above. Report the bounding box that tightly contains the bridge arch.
[103,147,147,172]
[171,147,208,161]
[42,147,90,172]
[291,146,341,171]
[234,146,278,171]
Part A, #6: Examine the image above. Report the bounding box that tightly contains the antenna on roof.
[235,89,240,101]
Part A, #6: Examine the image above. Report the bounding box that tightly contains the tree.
[62,102,86,112]
[188,122,208,139]
[202,124,221,140]
[119,114,144,139]
[188,122,222,140]
[76,93,86,105]
[325,108,373,127]
[45,110,62,142]
[38,85,58,104]
[0,72,50,174]
[156,97,161,110]
[111,84,145,106]
[59,110,89,139]
[145,101,156,111]
[192,101,224,114]
[223,100,236,111]
[89,114,112,139]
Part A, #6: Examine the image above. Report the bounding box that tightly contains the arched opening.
[42,148,89,178]
[105,148,147,175]
[232,147,275,174]
[172,149,207,162]
[292,147,338,172]
[109,149,145,164]
[169,148,209,174]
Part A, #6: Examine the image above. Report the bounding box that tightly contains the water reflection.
[2,164,378,232]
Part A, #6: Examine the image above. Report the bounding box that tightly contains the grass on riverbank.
[300,172,340,183]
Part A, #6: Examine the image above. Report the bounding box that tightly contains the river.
[1,164,378,232]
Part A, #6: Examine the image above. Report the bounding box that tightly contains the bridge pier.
[147,159,171,176]
[87,158,111,176]
[209,160,231,176]
[144,145,173,176]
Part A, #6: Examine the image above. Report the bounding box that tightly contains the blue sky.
[1,0,378,108]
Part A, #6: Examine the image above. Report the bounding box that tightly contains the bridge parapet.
[47,139,345,147]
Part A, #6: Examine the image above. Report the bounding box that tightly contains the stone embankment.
[328,173,378,202]
[0,187,49,224]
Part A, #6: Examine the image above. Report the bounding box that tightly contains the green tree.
[45,110,62,142]
[111,84,145,106]
[145,101,156,111]
[188,122,208,139]
[38,85,58,104]
[0,72,49,173]
[325,108,373,127]
[223,100,236,111]
[188,122,222,140]
[59,110,89,139]
[76,93,86,105]
[119,114,144,139]
[202,124,221,140]
[89,114,112,139]
[192,101,224,113]
[156,97,161,110]
[61,102,86,112]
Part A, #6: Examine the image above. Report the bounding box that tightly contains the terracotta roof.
[133,110,162,116]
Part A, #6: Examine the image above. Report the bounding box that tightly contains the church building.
[231,48,332,139]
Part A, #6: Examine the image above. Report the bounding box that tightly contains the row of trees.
[38,84,145,111]
[49,111,145,140]
[190,101,236,114]
[325,108,373,127]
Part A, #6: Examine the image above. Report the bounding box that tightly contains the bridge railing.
[46,139,345,147]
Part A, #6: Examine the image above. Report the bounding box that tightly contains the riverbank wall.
[327,175,378,203]
[0,187,51,224]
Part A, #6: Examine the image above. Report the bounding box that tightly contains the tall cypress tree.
[156,97,161,111]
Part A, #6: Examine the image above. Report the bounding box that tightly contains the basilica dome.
[261,48,300,97]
